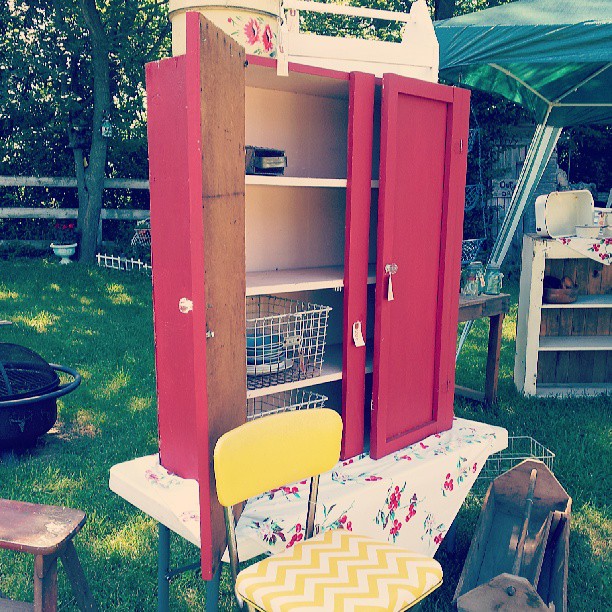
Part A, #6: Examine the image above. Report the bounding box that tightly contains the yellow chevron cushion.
[236,529,443,612]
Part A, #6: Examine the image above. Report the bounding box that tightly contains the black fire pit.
[0,343,81,447]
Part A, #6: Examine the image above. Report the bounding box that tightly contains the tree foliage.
[0,0,170,260]
[557,126,612,191]
[1,1,609,260]
[0,1,170,178]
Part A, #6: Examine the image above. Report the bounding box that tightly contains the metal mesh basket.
[477,436,555,483]
[246,296,331,390]
[247,389,327,421]
[131,228,151,247]
[461,238,485,266]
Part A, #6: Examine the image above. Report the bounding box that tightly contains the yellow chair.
[214,409,443,611]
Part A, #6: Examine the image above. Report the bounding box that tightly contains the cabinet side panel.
[146,55,202,479]
[341,72,375,459]
[433,87,470,430]
[197,15,247,579]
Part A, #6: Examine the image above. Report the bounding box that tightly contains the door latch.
[352,321,365,348]
[385,263,398,301]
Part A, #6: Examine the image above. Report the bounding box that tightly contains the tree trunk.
[77,0,111,263]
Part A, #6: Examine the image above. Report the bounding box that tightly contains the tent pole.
[456,120,562,361]
[488,122,563,267]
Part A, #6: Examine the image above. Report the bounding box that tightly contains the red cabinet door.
[147,13,246,580]
[371,74,470,459]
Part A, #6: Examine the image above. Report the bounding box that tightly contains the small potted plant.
[50,221,79,264]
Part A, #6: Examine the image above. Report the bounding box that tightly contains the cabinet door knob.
[385,264,398,301]
[178,297,193,314]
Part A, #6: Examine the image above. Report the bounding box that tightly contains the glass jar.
[461,261,485,297]
[484,264,504,295]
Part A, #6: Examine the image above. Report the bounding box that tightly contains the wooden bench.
[0,499,97,611]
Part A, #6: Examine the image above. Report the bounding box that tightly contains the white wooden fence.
[0,175,150,246]
[0,207,149,247]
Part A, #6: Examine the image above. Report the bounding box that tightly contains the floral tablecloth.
[557,236,612,264]
[109,417,507,560]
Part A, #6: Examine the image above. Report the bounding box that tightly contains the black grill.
[0,343,80,447]
[0,344,60,400]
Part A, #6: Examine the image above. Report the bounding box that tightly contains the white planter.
[168,1,280,57]
[50,243,78,265]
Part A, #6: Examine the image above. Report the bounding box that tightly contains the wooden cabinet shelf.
[246,265,376,296]
[515,235,611,396]
[539,336,612,351]
[246,176,380,188]
[541,294,612,309]
[536,383,612,398]
[246,343,374,399]
[246,176,347,188]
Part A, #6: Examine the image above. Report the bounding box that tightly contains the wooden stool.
[0,499,97,611]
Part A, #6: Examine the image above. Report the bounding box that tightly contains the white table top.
[110,417,507,559]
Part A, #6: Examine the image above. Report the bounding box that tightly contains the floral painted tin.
[169,1,280,58]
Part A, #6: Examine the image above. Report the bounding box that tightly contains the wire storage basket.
[246,295,331,390]
[247,389,327,421]
[461,238,485,266]
[477,436,555,483]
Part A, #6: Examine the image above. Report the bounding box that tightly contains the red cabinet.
[146,13,470,579]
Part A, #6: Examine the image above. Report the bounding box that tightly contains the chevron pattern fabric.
[236,529,443,611]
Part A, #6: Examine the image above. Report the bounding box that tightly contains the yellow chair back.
[214,409,342,507]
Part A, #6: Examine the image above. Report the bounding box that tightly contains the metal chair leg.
[158,524,171,612]
[205,564,221,612]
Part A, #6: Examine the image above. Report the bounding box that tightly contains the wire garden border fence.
[96,253,151,273]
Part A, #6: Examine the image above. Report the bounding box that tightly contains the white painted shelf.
[246,176,346,188]
[541,294,612,309]
[246,264,376,296]
[245,176,379,189]
[246,342,373,399]
[538,336,612,352]
[536,383,611,398]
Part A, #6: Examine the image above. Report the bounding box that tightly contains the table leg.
[485,312,505,405]
[444,519,457,555]
[205,564,221,612]
[158,524,170,612]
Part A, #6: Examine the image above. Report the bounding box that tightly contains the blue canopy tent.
[434,0,612,357]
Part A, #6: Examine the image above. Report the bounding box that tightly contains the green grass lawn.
[0,258,610,611]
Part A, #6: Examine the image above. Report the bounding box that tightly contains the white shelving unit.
[514,235,611,397]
